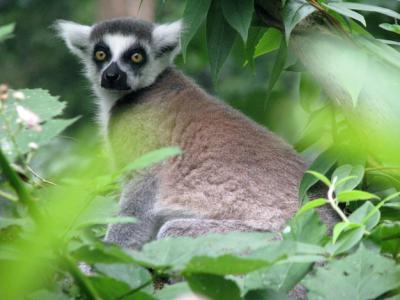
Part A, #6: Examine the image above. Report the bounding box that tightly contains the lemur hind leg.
[105,173,161,249]
[156,218,271,239]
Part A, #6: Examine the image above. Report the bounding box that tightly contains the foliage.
[1,0,400,299]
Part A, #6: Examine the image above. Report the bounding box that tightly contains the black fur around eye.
[93,43,110,65]
[123,46,147,67]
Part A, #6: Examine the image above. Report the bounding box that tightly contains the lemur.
[56,18,324,250]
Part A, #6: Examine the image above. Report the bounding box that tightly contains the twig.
[27,166,57,186]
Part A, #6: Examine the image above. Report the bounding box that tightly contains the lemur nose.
[106,72,120,82]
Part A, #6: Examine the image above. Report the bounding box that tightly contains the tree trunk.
[98,0,155,21]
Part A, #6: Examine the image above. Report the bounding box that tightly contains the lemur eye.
[131,53,144,64]
[95,50,107,61]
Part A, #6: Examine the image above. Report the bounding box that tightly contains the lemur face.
[56,18,182,93]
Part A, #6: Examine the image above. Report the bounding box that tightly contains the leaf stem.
[0,148,40,220]
[0,189,18,202]
[327,176,350,223]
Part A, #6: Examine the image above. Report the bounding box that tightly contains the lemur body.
[57,18,308,249]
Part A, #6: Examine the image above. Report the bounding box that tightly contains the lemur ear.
[152,20,182,59]
[54,20,92,59]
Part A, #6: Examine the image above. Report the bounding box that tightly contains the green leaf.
[332,2,400,20]
[123,147,182,174]
[245,27,266,67]
[370,221,400,256]
[326,226,365,255]
[95,263,152,290]
[253,28,282,58]
[299,72,321,112]
[332,164,364,193]
[155,282,191,300]
[297,198,328,215]
[349,201,380,231]
[206,0,237,80]
[183,254,269,275]
[304,245,400,300]
[181,0,212,61]
[305,171,331,187]
[27,290,69,300]
[323,3,366,27]
[332,222,361,244]
[337,190,379,203]
[244,289,292,300]
[128,232,275,270]
[72,243,134,264]
[265,35,287,104]
[299,147,337,203]
[380,23,400,34]
[18,89,66,121]
[221,0,254,42]
[185,273,242,300]
[0,217,28,230]
[0,23,15,42]
[282,0,316,43]
[244,212,327,293]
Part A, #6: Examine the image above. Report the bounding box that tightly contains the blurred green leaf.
[185,273,242,300]
[122,147,182,174]
[306,171,331,187]
[297,198,328,215]
[181,0,212,61]
[299,72,321,112]
[323,3,366,26]
[183,254,270,275]
[221,0,254,42]
[282,0,316,43]
[154,282,191,300]
[332,3,400,20]
[380,23,400,34]
[206,0,237,80]
[95,263,152,290]
[350,201,380,231]
[304,245,400,300]
[370,221,400,256]
[0,23,15,42]
[244,289,292,300]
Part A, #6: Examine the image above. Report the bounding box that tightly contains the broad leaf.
[323,3,366,26]
[304,245,400,300]
[181,0,212,61]
[254,28,282,58]
[221,0,254,42]
[297,198,328,215]
[185,273,242,300]
[265,35,287,104]
[332,164,364,193]
[325,226,365,255]
[299,147,337,203]
[299,72,321,112]
[332,3,400,20]
[282,0,316,42]
[380,23,400,34]
[337,190,379,203]
[206,0,237,80]
[0,23,15,42]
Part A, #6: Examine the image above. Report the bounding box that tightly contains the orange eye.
[95,50,107,61]
[131,52,143,63]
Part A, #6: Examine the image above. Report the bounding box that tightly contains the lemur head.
[55,18,181,94]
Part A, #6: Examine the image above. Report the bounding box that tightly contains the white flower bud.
[28,142,39,150]
[16,105,42,132]
[12,91,26,100]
